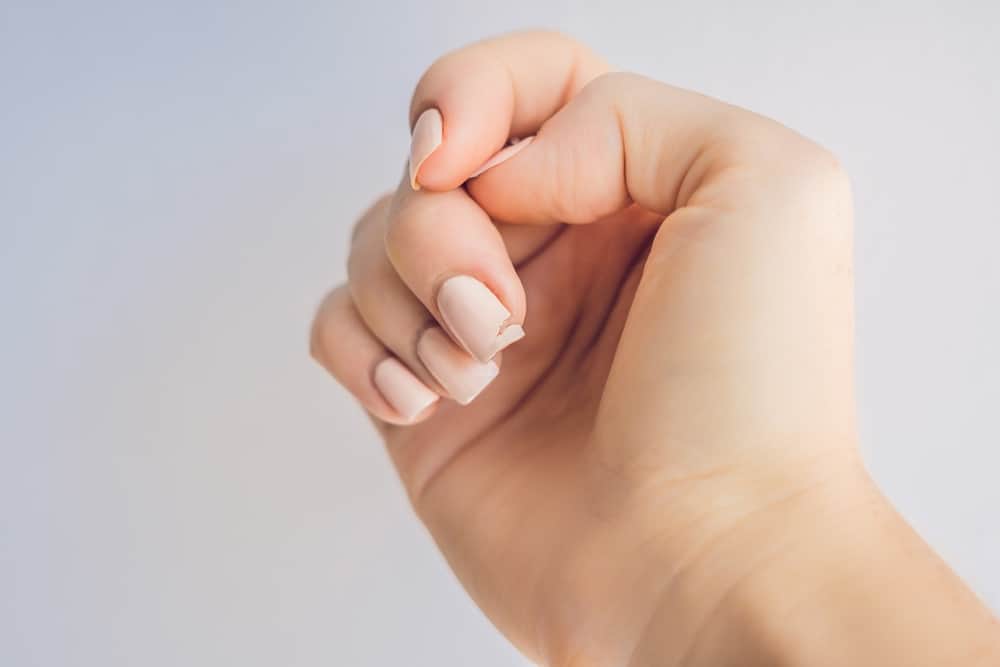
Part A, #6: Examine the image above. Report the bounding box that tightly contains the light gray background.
[2,1,998,665]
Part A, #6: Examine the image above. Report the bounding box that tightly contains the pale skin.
[311,32,1000,666]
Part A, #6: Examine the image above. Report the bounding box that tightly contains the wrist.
[634,460,879,666]
[544,445,870,667]
[627,459,1000,667]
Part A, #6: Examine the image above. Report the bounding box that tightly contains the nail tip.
[455,366,499,406]
[469,135,535,180]
[436,275,518,362]
[409,108,442,192]
[408,156,427,190]
[373,357,439,424]
[408,161,419,190]
[417,327,500,406]
[402,396,438,422]
[490,324,525,358]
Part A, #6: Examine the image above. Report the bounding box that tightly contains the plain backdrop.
[2,1,998,665]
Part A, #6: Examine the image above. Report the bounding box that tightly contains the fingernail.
[436,275,525,363]
[409,108,443,190]
[373,357,438,422]
[417,327,499,405]
[470,135,535,178]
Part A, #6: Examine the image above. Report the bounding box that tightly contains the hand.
[311,32,999,666]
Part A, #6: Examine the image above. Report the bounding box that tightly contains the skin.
[311,31,1000,667]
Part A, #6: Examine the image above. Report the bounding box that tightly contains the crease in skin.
[412,219,645,503]
[507,224,568,267]
[571,222,658,371]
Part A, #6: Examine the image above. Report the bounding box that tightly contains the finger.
[385,177,527,363]
[310,285,439,426]
[467,70,833,225]
[407,30,610,190]
[348,194,436,388]
[348,194,503,405]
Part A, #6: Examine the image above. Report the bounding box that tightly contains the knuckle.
[733,120,853,214]
[409,46,496,118]
[410,30,597,119]
[350,192,392,245]
[347,194,393,280]
[778,140,853,211]
[799,144,851,195]
[771,142,854,245]
[382,192,440,251]
[381,198,411,254]
[309,285,350,363]
[583,69,642,94]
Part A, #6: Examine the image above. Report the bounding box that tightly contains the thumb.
[467,70,815,224]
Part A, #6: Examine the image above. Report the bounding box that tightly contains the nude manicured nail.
[409,108,443,190]
[373,357,438,422]
[418,327,499,405]
[436,275,525,363]
[470,135,535,178]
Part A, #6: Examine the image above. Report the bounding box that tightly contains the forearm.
[629,469,1000,666]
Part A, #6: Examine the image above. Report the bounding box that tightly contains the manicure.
[373,357,438,422]
[418,327,499,405]
[470,135,535,178]
[409,108,443,190]
[436,275,525,363]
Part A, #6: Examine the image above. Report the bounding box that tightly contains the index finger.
[407,30,610,191]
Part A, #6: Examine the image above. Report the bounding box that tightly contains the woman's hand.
[311,32,999,667]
